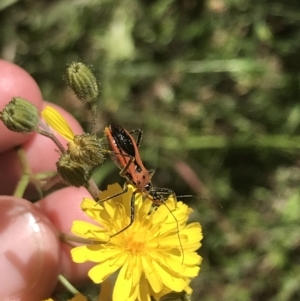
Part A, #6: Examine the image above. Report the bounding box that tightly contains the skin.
[0,60,94,300]
[0,59,44,153]
[0,102,84,197]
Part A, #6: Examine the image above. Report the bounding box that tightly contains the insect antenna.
[159,198,185,265]
[149,188,185,265]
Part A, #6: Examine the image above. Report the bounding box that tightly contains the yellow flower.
[41,105,75,141]
[71,183,203,301]
[42,105,106,169]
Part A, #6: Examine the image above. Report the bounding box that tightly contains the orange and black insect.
[100,123,193,236]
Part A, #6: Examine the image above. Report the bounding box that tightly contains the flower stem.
[61,232,108,245]
[37,128,66,153]
[91,103,98,135]
[86,178,101,201]
[58,274,79,295]
[60,233,97,246]
[13,147,30,198]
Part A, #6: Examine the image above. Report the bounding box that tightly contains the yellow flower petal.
[152,260,187,292]
[137,198,153,219]
[71,246,90,263]
[182,223,203,241]
[141,256,163,293]
[152,252,185,274]
[182,265,201,278]
[184,285,193,295]
[113,260,133,301]
[181,251,202,266]
[157,235,187,248]
[83,246,124,263]
[72,221,109,241]
[89,254,127,283]
[128,256,143,290]
[41,105,74,141]
[81,199,110,225]
[81,197,102,212]
[138,273,152,301]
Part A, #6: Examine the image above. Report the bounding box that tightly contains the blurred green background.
[2,0,300,300]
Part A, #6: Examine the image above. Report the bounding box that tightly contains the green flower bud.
[160,292,191,301]
[57,152,92,187]
[68,133,106,168]
[0,97,39,133]
[65,62,99,102]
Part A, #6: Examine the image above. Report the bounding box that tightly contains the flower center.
[126,230,147,253]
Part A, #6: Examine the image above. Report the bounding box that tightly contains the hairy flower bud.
[0,97,39,133]
[160,292,191,301]
[65,62,99,102]
[68,133,106,167]
[57,152,92,187]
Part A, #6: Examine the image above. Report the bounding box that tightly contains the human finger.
[36,186,96,285]
[0,195,60,301]
[0,102,84,198]
[0,60,43,153]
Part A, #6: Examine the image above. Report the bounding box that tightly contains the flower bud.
[56,152,92,187]
[0,97,39,133]
[65,62,99,102]
[160,292,190,301]
[68,133,106,168]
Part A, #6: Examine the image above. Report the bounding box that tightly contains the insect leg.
[129,129,143,147]
[119,154,136,177]
[97,184,129,204]
[149,187,185,264]
[149,187,176,205]
[110,190,136,237]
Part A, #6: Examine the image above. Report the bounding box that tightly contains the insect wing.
[105,126,126,170]
[110,123,136,157]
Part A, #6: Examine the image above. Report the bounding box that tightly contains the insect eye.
[145,183,152,191]
[135,165,142,173]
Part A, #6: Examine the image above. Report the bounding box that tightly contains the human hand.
[0,60,93,301]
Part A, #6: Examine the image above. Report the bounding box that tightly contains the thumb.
[0,196,60,301]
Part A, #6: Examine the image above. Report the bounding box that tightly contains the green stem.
[86,178,101,201]
[13,147,30,198]
[60,233,100,246]
[91,103,98,135]
[58,274,79,295]
[37,128,66,153]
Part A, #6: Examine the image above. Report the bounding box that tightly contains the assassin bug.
[100,123,193,237]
